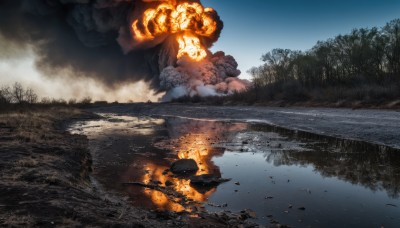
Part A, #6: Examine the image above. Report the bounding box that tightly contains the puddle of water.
[69,114,400,227]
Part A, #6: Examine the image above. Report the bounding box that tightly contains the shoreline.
[90,103,400,150]
[0,107,256,227]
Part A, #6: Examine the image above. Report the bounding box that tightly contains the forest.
[235,19,400,106]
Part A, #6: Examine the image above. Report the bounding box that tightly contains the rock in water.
[190,174,231,194]
[170,159,199,174]
[190,174,231,186]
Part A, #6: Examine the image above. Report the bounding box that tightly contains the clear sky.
[202,0,400,79]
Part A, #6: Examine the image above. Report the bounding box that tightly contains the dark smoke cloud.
[0,0,185,89]
[0,0,245,98]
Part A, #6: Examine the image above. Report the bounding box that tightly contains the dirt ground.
[0,107,254,227]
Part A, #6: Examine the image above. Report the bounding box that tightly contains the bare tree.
[0,85,12,104]
[25,88,38,104]
[12,82,25,103]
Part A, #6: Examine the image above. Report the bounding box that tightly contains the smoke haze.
[0,0,247,101]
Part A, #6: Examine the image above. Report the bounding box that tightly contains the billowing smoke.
[160,52,248,101]
[0,0,248,101]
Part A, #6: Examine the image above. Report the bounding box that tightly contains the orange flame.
[141,132,216,211]
[132,2,218,61]
[138,122,247,212]
[176,133,211,175]
[177,34,207,62]
[142,163,187,211]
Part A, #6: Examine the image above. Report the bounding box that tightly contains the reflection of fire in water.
[142,132,216,211]
[142,164,187,211]
[139,120,247,211]
[177,133,211,175]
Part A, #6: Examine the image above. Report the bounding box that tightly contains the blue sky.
[202,0,400,79]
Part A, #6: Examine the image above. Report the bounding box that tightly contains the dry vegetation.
[0,82,93,113]
[0,108,165,227]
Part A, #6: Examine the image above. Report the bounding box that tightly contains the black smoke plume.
[0,0,245,98]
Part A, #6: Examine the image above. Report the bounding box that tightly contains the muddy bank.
[0,107,250,227]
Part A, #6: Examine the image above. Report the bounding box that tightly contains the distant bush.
[68,98,77,105]
[171,95,203,103]
[93,101,108,105]
[80,97,92,105]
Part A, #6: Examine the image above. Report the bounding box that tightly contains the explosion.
[176,34,207,61]
[130,0,249,101]
[131,2,216,62]
[0,0,248,101]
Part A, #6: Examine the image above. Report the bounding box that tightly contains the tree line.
[0,82,38,104]
[0,82,92,111]
[245,19,400,104]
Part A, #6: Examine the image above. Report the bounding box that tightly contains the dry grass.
[60,218,82,227]
[44,172,63,185]
[0,107,85,144]
[5,170,24,182]
[2,214,35,226]
[15,157,39,168]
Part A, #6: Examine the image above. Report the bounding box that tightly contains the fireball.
[131,1,219,61]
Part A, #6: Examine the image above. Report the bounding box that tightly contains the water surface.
[69,114,400,227]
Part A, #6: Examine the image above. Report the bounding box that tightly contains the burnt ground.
[90,103,400,149]
[0,107,250,227]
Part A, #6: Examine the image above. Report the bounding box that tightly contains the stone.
[239,209,257,219]
[170,159,198,174]
[190,174,231,186]
[190,174,231,194]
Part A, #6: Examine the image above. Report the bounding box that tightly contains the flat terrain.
[2,104,399,227]
[91,103,400,149]
[0,107,256,227]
